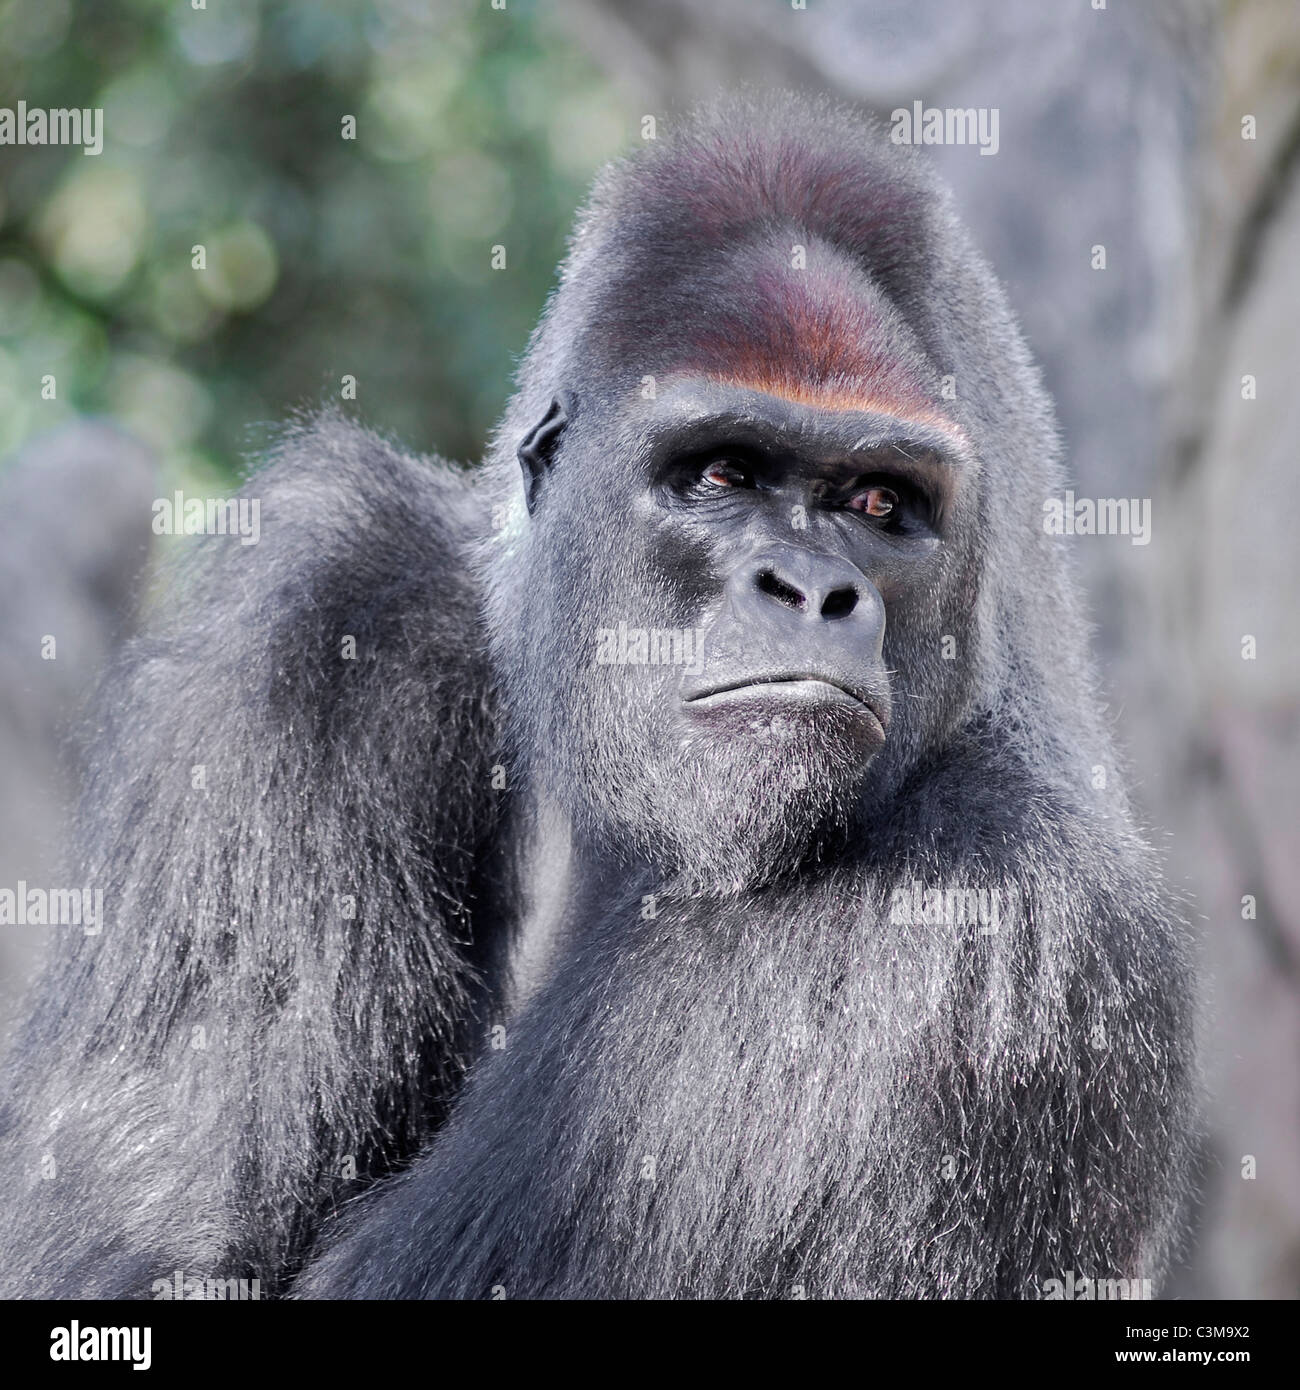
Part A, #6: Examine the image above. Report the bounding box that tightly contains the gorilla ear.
[518,391,576,515]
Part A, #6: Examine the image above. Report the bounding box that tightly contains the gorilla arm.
[0,413,500,1297]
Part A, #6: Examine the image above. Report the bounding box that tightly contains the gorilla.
[0,93,1195,1300]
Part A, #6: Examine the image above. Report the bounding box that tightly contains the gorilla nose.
[745,548,866,621]
[695,545,888,718]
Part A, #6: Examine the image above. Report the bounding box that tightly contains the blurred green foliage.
[0,0,625,482]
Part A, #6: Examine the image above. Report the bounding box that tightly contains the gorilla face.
[512,376,973,891]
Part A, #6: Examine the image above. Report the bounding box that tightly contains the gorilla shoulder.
[0,410,502,1297]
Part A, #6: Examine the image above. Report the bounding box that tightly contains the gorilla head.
[481,96,1057,892]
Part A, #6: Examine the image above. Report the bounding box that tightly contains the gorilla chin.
[641,685,891,893]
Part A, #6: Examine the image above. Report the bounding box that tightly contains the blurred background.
[0,0,1296,1299]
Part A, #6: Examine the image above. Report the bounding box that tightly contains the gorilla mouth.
[684,676,886,738]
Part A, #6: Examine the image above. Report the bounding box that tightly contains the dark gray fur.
[0,422,501,1296]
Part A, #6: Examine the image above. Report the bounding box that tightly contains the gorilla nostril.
[820,586,859,620]
[756,569,807,611]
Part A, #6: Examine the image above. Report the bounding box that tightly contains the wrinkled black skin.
[0,95,1196,1300]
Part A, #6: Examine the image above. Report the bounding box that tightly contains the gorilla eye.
[702,460,750,489]
[848,484,899,519]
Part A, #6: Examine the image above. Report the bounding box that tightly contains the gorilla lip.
[685,676,886,735]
